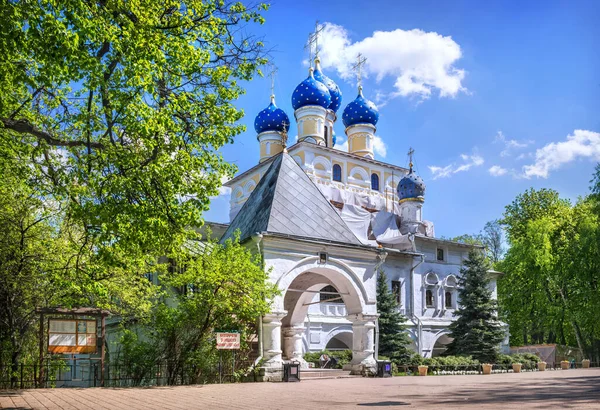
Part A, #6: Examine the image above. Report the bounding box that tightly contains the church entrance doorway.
[260,261,378,377]
[432,334,453,357]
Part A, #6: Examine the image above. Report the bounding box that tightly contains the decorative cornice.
[399,197,425,204]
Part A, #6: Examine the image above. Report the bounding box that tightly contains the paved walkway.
[1,368,599,409]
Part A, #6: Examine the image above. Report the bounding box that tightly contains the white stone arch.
[348,167,371,184]
[274,256,371,314]
[444,274,458,288]
[243,179,256,195]
[324,326,353,350]
[423,271,440,286]
[430,329,453,357]
[443,274,458,310]
[263,256,378,376]
[423,272,440,311]
[312,155,332,174]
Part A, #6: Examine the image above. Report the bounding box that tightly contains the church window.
[371,173,380,191]
[333,164,342,182]
[426,289,434,308]
[320,285,343,304]
[445,291,453,309]
[324,126,329,146]
[266,142,271,155]
[437,248,445,261]
[392,281,401,305]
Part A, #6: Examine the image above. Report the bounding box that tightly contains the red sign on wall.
[215,332,240,350]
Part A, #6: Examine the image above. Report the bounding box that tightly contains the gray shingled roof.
[220,152,361,245]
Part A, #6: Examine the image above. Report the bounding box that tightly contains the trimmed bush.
[303,350,352,369]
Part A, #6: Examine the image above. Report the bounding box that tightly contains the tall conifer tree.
[376,270,412,363]
[445,250,505,363]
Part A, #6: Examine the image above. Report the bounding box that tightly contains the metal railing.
[1,358,258,389]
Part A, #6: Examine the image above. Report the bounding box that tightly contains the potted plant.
[418,365,428,376]
[561,360,570,370]
[537,361,546,371]
[582,359,590,369]
[482,363,493,375]
[512,363,522,373]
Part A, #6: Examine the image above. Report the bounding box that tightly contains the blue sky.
[205,0,600,238]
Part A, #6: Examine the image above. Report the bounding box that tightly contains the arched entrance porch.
[432,333,453,357]
[261,259,378,377]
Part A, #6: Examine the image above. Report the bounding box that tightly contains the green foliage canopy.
[117,234,278,384]
[0,0,268,315]
[498,187,600,361]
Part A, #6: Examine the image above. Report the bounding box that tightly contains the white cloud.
[373,135,387,158]
[494,131,533,157]
[522,129,600,178]
[488,165,508,177]
[428,154,484,179]
[317,23,466,101]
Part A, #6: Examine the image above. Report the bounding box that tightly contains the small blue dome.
[397,170,426,200]
[254,96,290,134]
[313,58,342,113]
[342,87,379,128]
[291,68,332,110]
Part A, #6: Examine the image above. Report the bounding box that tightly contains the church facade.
[217,56,506,379]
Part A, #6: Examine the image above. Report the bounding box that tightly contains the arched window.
[265,142,271,155]
[332,164,342,182]
[426,289,434,308]
[320,285,343,304]
[371,173,380,191]
[324,126,329,146]
[445,291,452,308]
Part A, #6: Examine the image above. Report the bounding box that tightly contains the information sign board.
[48,319,97,354]
[215,332,240,350]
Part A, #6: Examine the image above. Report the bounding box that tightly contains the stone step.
[299,369,358,380]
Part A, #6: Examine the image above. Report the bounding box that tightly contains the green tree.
[127,233,278,384]
[376,270,412,364]
[498,186,600,360]
[482,220,504,264]
[445,250,504,363]
[0,0,269,315]
[0,154,66,384]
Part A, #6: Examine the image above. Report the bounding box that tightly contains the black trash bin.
[283,362,301,382]
[376,360,392,377]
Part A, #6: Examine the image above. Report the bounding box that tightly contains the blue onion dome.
[313,57,342,113]
[291,67,332,110]
[397,167,426,200]
[342,86,379,128]
[254,95,290,134]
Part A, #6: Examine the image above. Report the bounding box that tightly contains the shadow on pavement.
[357,401,411,406]
[425,375,600,408]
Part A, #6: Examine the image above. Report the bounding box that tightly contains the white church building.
[215,55,505,379]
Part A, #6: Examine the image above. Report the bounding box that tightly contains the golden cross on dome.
[352,53,367,88]
[407,147,415,172]
[306,21,324,65]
